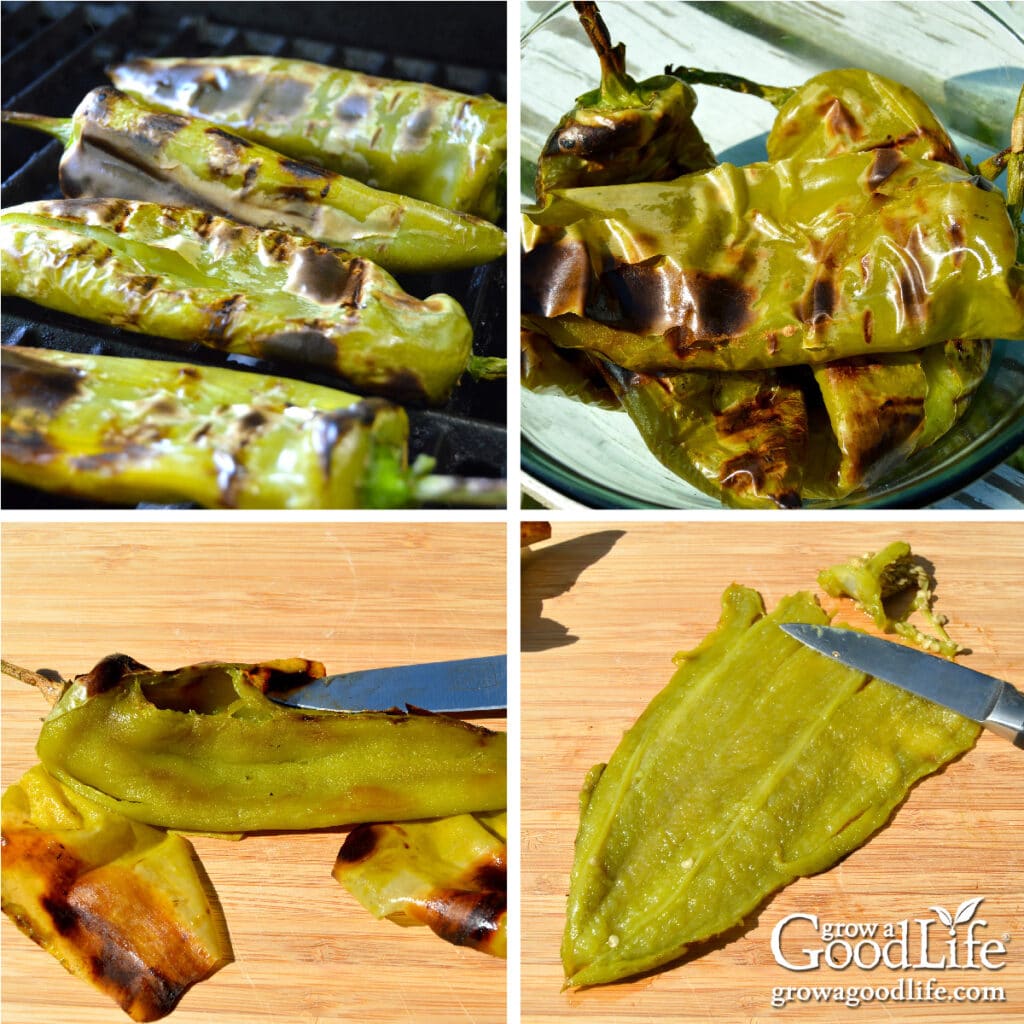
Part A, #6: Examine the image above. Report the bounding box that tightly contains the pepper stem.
[1,109,74,147]
[665,66,795,110]
[468,355,508,381]
[1,658,66,705]
[574,1,633,107]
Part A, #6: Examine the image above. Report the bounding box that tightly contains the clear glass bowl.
[520,0,1024,508]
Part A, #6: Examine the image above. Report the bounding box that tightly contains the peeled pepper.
[108,55,508,222]
[2,764,231,1021]
[1,86,507,275]
[1,197,488,406]
[563,569,979,987]
[36,656,507,833]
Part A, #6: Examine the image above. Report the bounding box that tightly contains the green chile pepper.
[671,65,997,495]
[1,198,495,406]
[1,346,433,510]
[534,1,715,198]
[522,150,1024,373]
[36,656,507,833]
[108,55,507,222]
[1,87,506,275]
[563,565,978,987]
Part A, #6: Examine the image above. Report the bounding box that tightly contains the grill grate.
[0,1,507,508]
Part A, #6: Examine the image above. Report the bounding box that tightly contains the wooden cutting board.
[1,522,506,1024]
[522,521,1023,1023]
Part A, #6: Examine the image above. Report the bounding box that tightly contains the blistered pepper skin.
[1,198,475,405]
[1,87,506,275]
[36,657,507,833]
[1,347,414,510]
[108,55,508,222]
[523,151,1024,374]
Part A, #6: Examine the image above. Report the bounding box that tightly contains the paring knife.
[781,624,1024,749]
[268,654,506,714]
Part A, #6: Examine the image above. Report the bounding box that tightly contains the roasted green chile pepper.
[563,561,978,987]
[108,55,507,222]
[523,150,1024,373]
[1,346,428,510]
[1,198,499,405]
[534,1,715,198]
[670,65,996,495]
[1,87,506,275]
[37,656,507,833]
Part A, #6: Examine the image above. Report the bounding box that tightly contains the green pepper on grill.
[108,55,507,222]
[1,198,505,406]
[534,1,715,198]
[1,347,505,510]
[1,87,507,275]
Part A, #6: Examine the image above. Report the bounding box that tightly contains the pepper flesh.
[108,55,507,222]
[333,812,507,958]
[563,579,979,987]
[522,151,1024,374]
[1,87,506,275]
[36,656,507,833]
[1,346,417,510]
[1,197,477,405]
[534,2,715,198]
[2,764,231,1021]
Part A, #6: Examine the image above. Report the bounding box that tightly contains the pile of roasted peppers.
[1,52,508,509]
[2,655,507,1020]
[522,2,1024,508]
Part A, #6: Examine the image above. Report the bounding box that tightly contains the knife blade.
[780,624,1024,748]
[267,654,506,714]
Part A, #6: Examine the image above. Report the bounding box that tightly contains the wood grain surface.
[521,521,1023,1023]
[1,522,506,1024]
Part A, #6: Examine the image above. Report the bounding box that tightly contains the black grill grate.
[1,1,507,508]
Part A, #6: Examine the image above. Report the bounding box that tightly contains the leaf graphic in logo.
[954,897,985,926]
[931,905,955,934]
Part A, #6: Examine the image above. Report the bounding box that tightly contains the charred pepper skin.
[522,151,1024,373]
[534,1,715,198]
[36,656,508,834]
[1,87,507,275]
[107,55,507,223]
[1,347,416,510]
[1,198,478,405]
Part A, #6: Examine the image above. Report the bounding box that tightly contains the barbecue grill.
[0,0,508,508]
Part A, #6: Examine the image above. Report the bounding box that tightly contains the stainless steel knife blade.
[268,654,506,714]
[780,623,1024,748]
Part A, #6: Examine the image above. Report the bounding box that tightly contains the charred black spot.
[948,219,966,268]
[897,265,929,323]
[205,126,252,150]
[286,248,363,307]
[76,653,151,696]
[719,451,767,492]
[41,895,78,936]
[521,237,591,319]
[1,348,84,413]
[867,147,904,189]
[472,860,507,892]
[862,308,874,345]
[544,115,642,159]
[421,889,506,950]
[258,329,339,371]
[794,275,837,329]
[139,111,190,137]
[238,410,267,432]
[403,107,435,141]
[204,294,243,346]
[818,97,863,141]
[280,157,330,181]
[337,824,381,864]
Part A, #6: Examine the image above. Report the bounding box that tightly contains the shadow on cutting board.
[521,530,626,652]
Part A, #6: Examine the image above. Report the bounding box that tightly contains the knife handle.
[987,683,1024,749]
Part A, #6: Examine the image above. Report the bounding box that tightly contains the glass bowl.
[519,0,1024,508]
